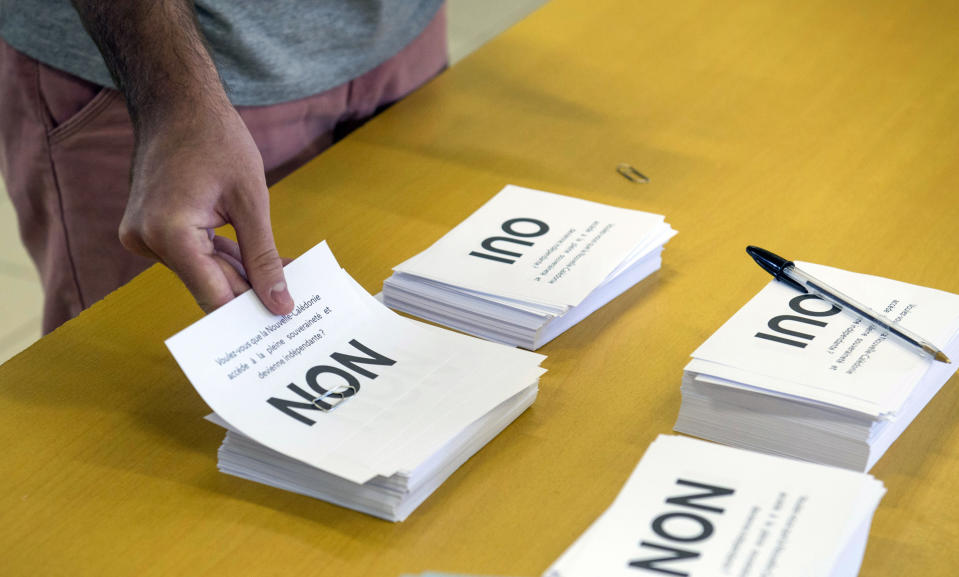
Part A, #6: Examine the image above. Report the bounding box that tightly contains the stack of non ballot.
[383,185,677,349]
[166,242,546,521]
[545,435,886,577]
[675,262,959,471]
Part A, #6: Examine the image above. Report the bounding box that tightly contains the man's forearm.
[70,0,229,135]
[70,1,294,317]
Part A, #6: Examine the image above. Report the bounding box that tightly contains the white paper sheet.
[691,262,959,415]
[545,435,885,577]
[392,185,676,309]
[166,242,546,484]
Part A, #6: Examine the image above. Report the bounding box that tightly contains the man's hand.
[119,102,294,315]
[71,0,293,316]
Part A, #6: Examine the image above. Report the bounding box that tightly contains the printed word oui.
[267,339,396,425]
[754,293,841,349]
[469,217,550,264]
[630,479,735,576]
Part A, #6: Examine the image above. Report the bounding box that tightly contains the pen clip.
[311,382,358,413]
[746,246,807,293]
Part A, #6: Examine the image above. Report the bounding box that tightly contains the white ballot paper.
[676,262,959,471]
[383,185,677,349]
[166,241,546,521]
[545,435,886,577]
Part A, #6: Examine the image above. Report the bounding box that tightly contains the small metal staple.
[617,163,650,184]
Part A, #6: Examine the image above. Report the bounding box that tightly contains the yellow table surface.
[2,0,959,574]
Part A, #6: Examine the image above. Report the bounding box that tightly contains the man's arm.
[70,0,294,315]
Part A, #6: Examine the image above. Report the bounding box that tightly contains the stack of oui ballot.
[675,262,959,471]
[383,185,676,349]
[166,241,546,521]
[545,435,886,577]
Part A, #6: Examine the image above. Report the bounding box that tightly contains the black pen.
[746,246,951,363]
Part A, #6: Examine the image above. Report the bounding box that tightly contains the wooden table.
[3,0,958,574]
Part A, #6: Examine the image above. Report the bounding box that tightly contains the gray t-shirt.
[0,0,443,106]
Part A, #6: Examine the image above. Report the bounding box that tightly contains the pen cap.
[746,246,807,293]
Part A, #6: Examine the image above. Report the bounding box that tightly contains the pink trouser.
[0,6,446,334]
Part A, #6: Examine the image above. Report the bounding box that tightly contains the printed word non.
[267,339,396,425]
[630,478,735,576]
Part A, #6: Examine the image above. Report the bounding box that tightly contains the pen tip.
[935,351,952,363]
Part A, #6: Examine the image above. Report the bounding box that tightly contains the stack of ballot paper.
[675,262,959,471]
[383,185,676,349]
[545,435,886,577]
[166,242,546,521]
